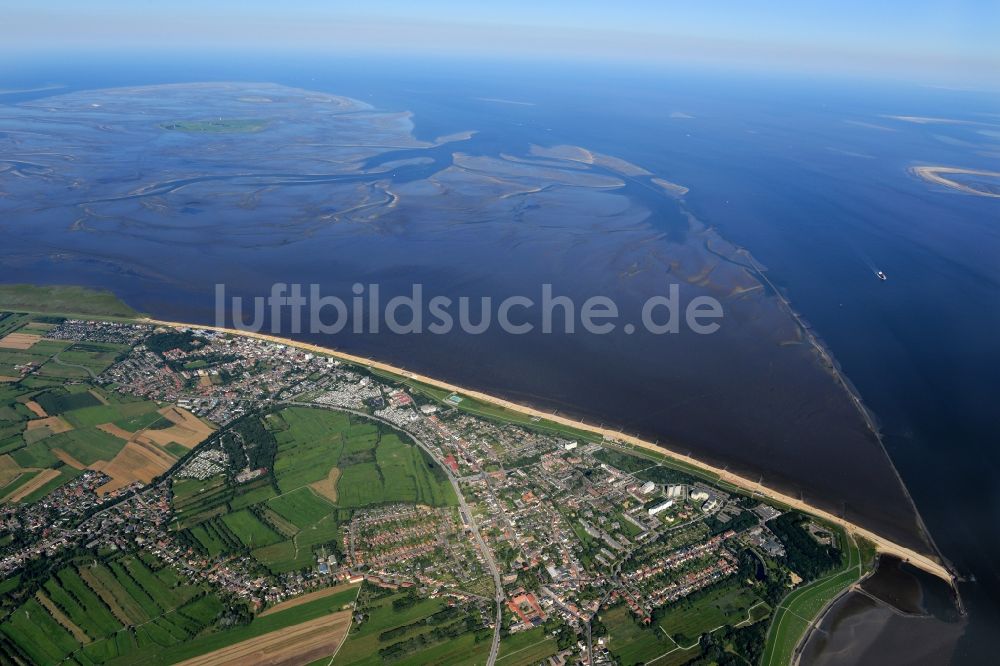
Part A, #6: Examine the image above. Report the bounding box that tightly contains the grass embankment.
[760,532,875,666]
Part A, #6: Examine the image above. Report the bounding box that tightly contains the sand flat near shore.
[911,166,1000,198]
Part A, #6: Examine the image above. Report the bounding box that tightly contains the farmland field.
[221,509,283,548]
[270,407,350,492]
[44,426,128,465]
[603,604,675,665]
[143,584,361,666]
[336,462,384,507]
[268,487,335,528]
[656,581,765,642]
[0,553,218,665]
[495,627,558,666]
[331,588,488,666]
[61,400,159,429]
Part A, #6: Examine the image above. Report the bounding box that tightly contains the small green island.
[159,118,269,133]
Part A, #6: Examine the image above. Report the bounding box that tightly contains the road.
[50,351,98,379]
[286,401,506,666]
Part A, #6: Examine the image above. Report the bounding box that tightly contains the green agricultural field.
[603,604,675,665]
[373,434,455,506]
[0,574,20,597]
[495,627,558,666]
[0,554,216,665]
[19,467,82,503]
[79,562,152,625]
[33,388,101,415]
[139,584,360,666]
[171,475,235,527]
[228,480,277,510]
[113,410,167,432]
[108,560,161,617]
[0,342,68,368]
[252,539,300,571]
[122,554,199,610]
[44,426,128,465]
[336,462,384,507]
[271,407,351,492]
[332,590,460,666]
[341,423,379,456]
[657,581,766,643]
[172,474,227,504]
[391,633,490,666]
[45,566,122,639]
[250,490,340,572]
[259,506,298,537]
[221,509,283,548]
[0,598,80,665]
[375,435,420,503]
[0,312,32,337]
[268,487,335,528]
[294,513,340,552]
[190,523,228,558]
[0,470,40,499]
[163,441,188,457]
[61,400,158,428]
[9,440,59,468]
[38,346,121,378]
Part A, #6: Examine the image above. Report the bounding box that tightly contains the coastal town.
[0,313,861,666]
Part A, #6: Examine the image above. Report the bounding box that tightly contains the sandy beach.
[142,317,955,585]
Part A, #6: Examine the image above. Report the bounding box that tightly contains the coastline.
[140,316,955,585]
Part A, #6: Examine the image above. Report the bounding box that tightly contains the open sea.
[2,52,998,663]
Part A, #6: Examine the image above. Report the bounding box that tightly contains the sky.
[2,1,998,86]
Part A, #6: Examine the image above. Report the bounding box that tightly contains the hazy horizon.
[2,0,998,89]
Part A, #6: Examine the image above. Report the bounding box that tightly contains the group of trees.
[144,330,199,355]
[768,512,842,580]
[687,621,767,666]
[218,414,277,474]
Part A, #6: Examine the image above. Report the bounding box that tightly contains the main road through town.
[286,401,505,666]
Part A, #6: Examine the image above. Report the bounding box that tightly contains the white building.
[648,500,674,516]
[640,481,657,495]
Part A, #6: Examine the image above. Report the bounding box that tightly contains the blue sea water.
[2,52,998,662]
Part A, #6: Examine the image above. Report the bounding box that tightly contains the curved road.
[50,351,98,379]
[286,401,505,666]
